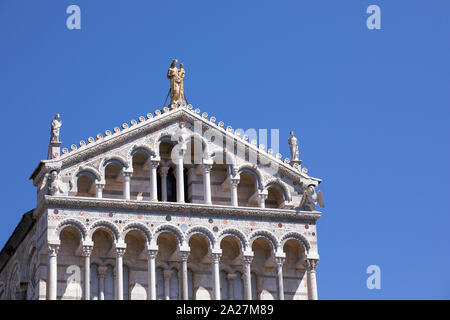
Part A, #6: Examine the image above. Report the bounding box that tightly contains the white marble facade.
[0,104,323,300]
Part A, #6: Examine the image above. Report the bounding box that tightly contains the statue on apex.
[167,59,186,106]
[50,114,62,143]
[288,131,300,163]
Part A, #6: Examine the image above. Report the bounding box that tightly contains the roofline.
[0,209,36,274]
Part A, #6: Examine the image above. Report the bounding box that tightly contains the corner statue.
[167,59,186,107]
[299,185,325,211]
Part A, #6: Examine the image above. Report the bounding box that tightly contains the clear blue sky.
[1,1,449,299]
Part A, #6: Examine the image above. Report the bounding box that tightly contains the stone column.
[257,191,268,208]
[115,244,127,300]
[180,247,190,300]
[275,256,286,300]
[203,164,213,205]
[211,249,222,300]
[98,266,107,300]
[175,152,185,203]
[304,259,319,300]
[150,160,160,202]
[147,244,158,300]
[163,270,172,300]
[242,253,253,300]
[226,273,236,300]
[230,178,240,207]
[123,169,133,200]
[96,183,105,199]
[47,244,60,300]
[82,243,93,300]
[159,167,169,202]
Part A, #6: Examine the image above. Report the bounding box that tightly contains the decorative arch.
[217,228,249,250]
[70,166,102,193]
[154,223,185,245]
[55,219,87,241]
[101,155,129,172]
[154,132,179,156]
[185,226,216,248]
[0,282,5,300]
[264,178,292,202]
[248,229,280,252]
[7,261,20,300]
[127,144,157,164]
[236,165,264,190]
[88,220,120,241]
[181,133,211,160]
[121,222,153,244]
[210,151,236,168]
[280,231,311,253]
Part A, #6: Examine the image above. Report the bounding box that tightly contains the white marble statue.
[299,185,324,211]
[50,114,62,143]
[48,171,67,196]
[288,131,300,162]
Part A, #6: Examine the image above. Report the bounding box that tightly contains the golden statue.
[167,59,186,106]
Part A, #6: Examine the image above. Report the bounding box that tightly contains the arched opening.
[188,234,210,299]
[156,232,179,299]
[156,267,164,300]
[159,141,178,203]
[237,172,257,207]
[58,226,82,300]
[265,185,284,208]
[131,151,150,201]
[124,230,147,300]
[220,235,244,300]
[251,237,275,300]
[90,228,115,300]
[76,174,96,197]
[283,239,306,300]
[104,162,124,199]
[183,138,206,204]
[211,161,230,206]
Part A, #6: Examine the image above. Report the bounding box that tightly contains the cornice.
[43,196,322,222]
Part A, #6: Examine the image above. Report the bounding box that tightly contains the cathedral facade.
[0,64,324,300]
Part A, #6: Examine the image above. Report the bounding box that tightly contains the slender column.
[176,153,185,203]
[226,273,236,300]
[150,160,159,201]
[47,244,59,300]
[242,254,253,300]
[96,183,105,199]
[230,178,240,207]
[304,259,319,300]
[211,250,222,300]
[202,164,213,204]
[275,256,285,300]
[159,167,169,201]
[115,245,126,300]
[82,244,93,300]
[147,244,158,300]
[180,249,190,300]
[163,270,172,300]
[123,169,133,200]
[98,266,107,300]
[257,192,268,208]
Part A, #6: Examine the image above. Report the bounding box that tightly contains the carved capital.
[159,167,170,177]
[230,178,240,188]
[275,257,285,266]
[226,273,237,281]
[203,164,213,174]
[303,259,318,271]
[98,266,108,278]
[211,252,222,263]
[243,255,253,265]
[180,251,190,262]
[150,160,160,169]
[147,249,158,259]
[115,247,126,257]
[82,245,93,257]
[163,270,173,280]
[48,244,60,257]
